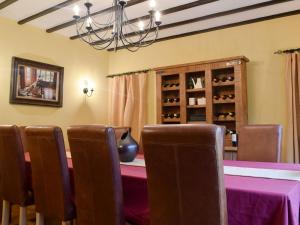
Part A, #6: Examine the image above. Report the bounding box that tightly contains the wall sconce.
[83,80,94,97]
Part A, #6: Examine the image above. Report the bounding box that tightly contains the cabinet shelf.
[187,105,206,108]
[186,88,205,93]
[214,118,236,122]
[162,87,180,91]
[213,81,235,87]
[162,118,181,123]
[163,103,180,107]
[213,99,235,104]
[224,146,238,152]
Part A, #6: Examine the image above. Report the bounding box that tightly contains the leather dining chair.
[142,124,227,225]
[237,125,282,162]
[19,126,28,152]
[0,125,33,225]
[25,126,76,225]
[67,125,125,225]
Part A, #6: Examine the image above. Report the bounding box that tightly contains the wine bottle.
[174,113,180,118]
[169,83,175,87]
[226,129,234,135]
[231,131,238,147]
[228,94,235,99]
[213,77,219,83]
[174,98,180,102]
[213,95,220,100]
[175,83,180,87]
[163,114,170,118]
[163,83,169,88]
[227,75,234,81]
[223,112,229,117]
[228,112,235,117]
[163,98,168,103]
[221,77,227,82]
[216,112,225,119]
[222,95,228,100]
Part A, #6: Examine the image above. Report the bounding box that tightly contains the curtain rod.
[274,48,300,54]
[106,69,152,78]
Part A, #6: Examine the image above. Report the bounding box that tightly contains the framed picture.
[10,57,64,107]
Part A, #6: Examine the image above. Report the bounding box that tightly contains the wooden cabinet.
[155,56,249,156]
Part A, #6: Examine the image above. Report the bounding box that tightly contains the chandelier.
[73,0,162,52]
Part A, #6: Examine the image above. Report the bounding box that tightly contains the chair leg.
[36,212,44,225]
[19,206,27,225]
[1,200,10,225]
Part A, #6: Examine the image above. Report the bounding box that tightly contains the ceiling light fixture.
[73,0,162,52]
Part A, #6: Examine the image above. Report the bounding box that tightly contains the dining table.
[25,153,300,225]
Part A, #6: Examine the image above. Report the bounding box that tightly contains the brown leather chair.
[67,125,124,225]
[19,126,28,152]
[237,125,282,162]
[25,126,75,225]
[142,124,227,225]
[0,125,33,225]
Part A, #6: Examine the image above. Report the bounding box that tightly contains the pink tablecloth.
[121,160,300,225]
[25,153,300,225]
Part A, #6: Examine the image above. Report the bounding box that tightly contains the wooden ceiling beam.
[46,0,147,33]
[70,0,217,40]
[18,0,81,25]
[107,0,297,51]
[0,0,18,10]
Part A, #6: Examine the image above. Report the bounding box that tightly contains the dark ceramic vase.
[118,130,139,162]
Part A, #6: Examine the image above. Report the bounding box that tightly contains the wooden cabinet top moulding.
[154,56,249,73]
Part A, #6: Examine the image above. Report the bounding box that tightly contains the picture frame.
[10,57,64,107]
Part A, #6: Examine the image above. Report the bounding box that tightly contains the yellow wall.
[108,14,300,162]
[0,17,109,147]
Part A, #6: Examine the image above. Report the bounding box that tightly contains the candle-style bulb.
[73,5,80,16]
[149,0,156,9]
[86,17,92,27]
[155,11,161,22]
[138,21,145,31]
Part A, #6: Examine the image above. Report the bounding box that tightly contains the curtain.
[285,53,300,163]
[108,72,148,141]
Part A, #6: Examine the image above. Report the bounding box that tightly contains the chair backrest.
[25,126,75,221]
[0,125,30,206]
[67,125,124,225]
[19,126,28,152]
[237,125,282,162]
[142,124,227,225]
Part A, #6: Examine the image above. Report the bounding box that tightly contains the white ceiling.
[0,0,299,47]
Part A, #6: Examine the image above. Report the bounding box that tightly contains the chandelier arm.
[123,15,156,44]
[122,25,159,49]
[139,28,159,47]
[90,12,115,27]
[123,10,153,33]
[122,26,155,47]
[75,21,96,45]
[89,25,114,43]
[92,36,116,50]
[89,31,115,47]
[119,32,140,52]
